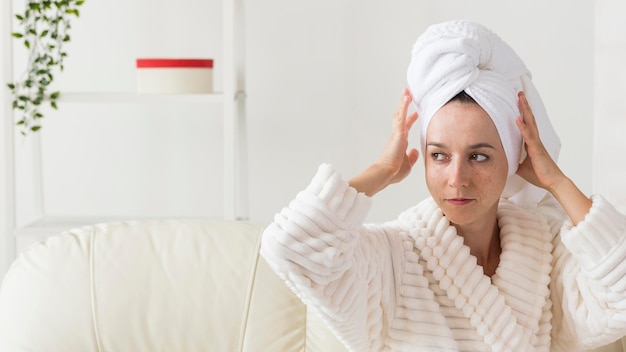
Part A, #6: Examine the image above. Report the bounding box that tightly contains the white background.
[7,0,625,231]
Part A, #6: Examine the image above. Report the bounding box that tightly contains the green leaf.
[66,8,80,17]
[9,0,84,135]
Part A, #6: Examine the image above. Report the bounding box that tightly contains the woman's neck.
[453,218,501,277]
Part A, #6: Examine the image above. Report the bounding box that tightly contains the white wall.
[7,0,595,228]
[594,0,626,213]
[246,0,594,222]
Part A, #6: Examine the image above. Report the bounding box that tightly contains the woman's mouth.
[447,198,474,205]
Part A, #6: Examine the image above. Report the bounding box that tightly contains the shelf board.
[57,92,225,104]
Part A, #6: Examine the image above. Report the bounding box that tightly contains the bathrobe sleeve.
[259,164,396,352]
[546,195,626,349]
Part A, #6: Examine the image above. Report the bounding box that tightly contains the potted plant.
[6,0,86,135]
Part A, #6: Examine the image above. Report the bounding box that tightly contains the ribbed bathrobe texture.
[260,164,626,352]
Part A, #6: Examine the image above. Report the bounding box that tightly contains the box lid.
[136,58,213,68]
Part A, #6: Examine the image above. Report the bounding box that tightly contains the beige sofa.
[0,219,623,351]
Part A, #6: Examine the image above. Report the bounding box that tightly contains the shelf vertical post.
[223,0,247,220]
[0,0,17,279]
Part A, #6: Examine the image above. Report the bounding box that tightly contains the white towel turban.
[406,20,561,208]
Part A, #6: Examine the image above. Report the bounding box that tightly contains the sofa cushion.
[0,219,349,352]
[87,219,264,351]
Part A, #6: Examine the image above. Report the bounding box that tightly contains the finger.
[407,148,419,166]
[517,92,543,144]
[403,87,412,102]
[393,89,412,132]
[518,91,537,128]
[398,89,411,118]
[515,116,528,139]
[406,111,418,131]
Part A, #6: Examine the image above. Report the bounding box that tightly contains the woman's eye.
[471,153,488,162]
[432,152,447,161]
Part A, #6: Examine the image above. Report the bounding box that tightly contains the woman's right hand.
[349,88,419,196]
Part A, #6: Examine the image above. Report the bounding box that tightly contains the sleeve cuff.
[296,163,372,229]
[560,195,626,274]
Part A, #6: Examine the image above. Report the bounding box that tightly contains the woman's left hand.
[514,91,566,193]
[515,91,592,224]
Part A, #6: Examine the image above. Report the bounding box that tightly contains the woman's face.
[425,100,509,229]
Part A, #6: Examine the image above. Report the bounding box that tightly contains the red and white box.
[136,58,214,94]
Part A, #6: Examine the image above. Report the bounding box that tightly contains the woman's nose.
[448,158,470,188]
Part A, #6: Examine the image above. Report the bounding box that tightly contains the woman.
[260,20,626,351]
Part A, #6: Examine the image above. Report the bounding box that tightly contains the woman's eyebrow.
[469,143,495,149]
[426,142,446,148]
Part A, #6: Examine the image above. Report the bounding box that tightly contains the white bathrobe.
[261,164,626,351]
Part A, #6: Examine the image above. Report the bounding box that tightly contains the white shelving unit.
[0,0,247,279]
[55,92,227,104]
